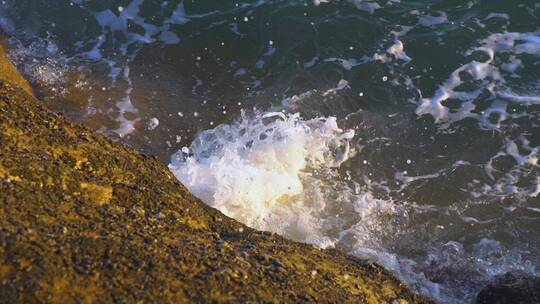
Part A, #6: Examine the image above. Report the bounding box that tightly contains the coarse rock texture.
[0,50,434,303]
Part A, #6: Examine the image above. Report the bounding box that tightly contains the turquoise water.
[1,1,539,302]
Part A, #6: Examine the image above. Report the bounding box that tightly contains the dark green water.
[1,1,539,302]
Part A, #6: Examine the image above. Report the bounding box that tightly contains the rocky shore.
[0,46,434,303]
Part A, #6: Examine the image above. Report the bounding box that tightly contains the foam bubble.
[147,117,160,130]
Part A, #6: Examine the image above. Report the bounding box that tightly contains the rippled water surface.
[1,1,539,302]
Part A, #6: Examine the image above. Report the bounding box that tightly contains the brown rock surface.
[0,51,434,303]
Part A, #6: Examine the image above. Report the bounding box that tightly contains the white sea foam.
[169,111,538,303]
[0,35,70,92]
[418,12,449,27]
[386,40,412,62]
[1,0,195,137]
[323,56,369,70]
[349,0,381,14]
[81,0,192,136]
[87,0,190,72]
[147,117,160,130]
[485,13,510,20]
[374,40,412,63]
[322,79,350,96]
[112,66,139,137]
[169,111,355,244]
[416,31,540,127]
[413,29,540,211]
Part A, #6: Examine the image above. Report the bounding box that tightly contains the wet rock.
[476,272,540,304]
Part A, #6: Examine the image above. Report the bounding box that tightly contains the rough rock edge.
[0,48,434,303]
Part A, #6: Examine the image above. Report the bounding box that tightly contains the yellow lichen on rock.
[80,182,113,206]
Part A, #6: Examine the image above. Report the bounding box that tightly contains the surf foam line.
[416,31,540,128]
[414,31,540,200]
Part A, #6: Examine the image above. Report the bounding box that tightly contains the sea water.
[1,1,539,302]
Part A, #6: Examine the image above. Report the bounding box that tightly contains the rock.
[0,47,434,303]
[0,45,32,95]
[476,272,540,304]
